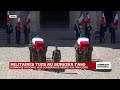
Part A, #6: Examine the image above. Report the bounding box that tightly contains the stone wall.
[30,11,40,32]
[10,11,120,33]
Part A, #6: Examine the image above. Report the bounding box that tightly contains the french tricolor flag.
[7,11,10,25]
[85,13,90,26]
[114,13,119,28]
[26,12,31,25]
[17,17,22,30]
[101,12,106,25]
[79,13,85,25]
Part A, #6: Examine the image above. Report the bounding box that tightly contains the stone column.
[30,11,40,32]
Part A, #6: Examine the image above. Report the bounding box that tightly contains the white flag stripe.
[18,18,21,22]
[87,14,89,19]
[114,14,118,23]
[7,11,9,15]
[79,14,84,23]
[26,13,30,20]
[102,12,106,23]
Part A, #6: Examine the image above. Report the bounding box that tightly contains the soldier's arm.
[29,44,35,52]
[59,51,61,60]
[52,51,54,59]
[42,45,48,54]
[74,43,79,51]
[74,43,77,50]
[90,44,93,52]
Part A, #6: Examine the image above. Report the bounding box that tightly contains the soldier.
[85,24,92,41]
[6,23,13,44]
[28,40,34,62]
[110,23,116,44]
[32,47,39,62]
[100,24,106,43]
[74,42,81,62]
[52,46,61,62]
[78,24,83,37]
[38,45,48,62]
[28,40,39,62]
[23,24,30,44]
[74,21,80,40]
[38,47,44,62]
[15,25,21,44]
[43,44,48,62]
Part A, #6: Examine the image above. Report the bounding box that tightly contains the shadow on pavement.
[35,69,66,73]
[0,43,29,47]
[62,72,77,74]
[92,42,120,49]
[92,59,102,62]
[91,69,112,72]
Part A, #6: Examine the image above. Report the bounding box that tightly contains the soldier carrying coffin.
[74,37,93,62]
[28,35,47,62]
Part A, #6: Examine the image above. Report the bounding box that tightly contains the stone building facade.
[9,11,120,32]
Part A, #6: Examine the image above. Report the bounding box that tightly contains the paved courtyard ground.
[0,41,120,79]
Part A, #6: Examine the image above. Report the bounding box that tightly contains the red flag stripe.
[101,12,106,25]
[17,17,22,30]
[79,13,85,24]
[114,13,119,27]
[85,13,90,25]
[7,11,10,24]
[26,13,31,25]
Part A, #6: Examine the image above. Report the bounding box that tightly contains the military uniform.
[78,24,83,37]
[32,48,39,62]
[38,45,48,62]
[100,24,105,43]
[110,24,116,44]
[29,35,48,62]
[74,42,93,62]
[6,24,13,44]
[85,25,92,41]
[15,26,21,44]
[28,42,34,62]
[23,25,30,44]
[74,23,80,40]
[28,42,41,62]
[52,47,61,62]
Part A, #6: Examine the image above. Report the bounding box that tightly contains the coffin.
[32,37,44,51]
[77,37,90,52]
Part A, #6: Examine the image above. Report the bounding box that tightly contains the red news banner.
[9,62,96,70]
